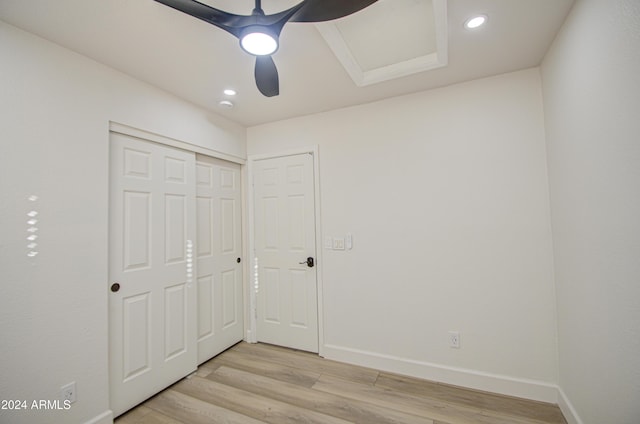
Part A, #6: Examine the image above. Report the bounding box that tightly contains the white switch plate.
[345,233,353,250]
[333,237,345,250]
[324,236,333,249]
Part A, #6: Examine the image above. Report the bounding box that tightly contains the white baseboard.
[557,388,583,424]
[322,344,559,404]
[84,410,113,424]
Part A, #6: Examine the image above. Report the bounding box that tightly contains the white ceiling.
[0,0,575,127]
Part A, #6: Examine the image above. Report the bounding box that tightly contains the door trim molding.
[247,146,324,356]
[109,121,246,165]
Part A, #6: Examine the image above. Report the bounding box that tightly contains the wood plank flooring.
[115,342,567,424]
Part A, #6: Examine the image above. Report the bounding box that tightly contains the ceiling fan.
[153,0,379,97]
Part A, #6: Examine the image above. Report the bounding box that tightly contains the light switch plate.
[324,236,333,249]
[333,237,345,250]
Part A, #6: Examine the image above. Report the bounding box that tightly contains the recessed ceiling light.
[224,89,237,96]
[219,100,234,108]
[465,15,487,30]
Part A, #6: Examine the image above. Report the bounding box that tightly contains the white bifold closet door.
[195,155,243,364]
[108,133,242,417]
[108,133,197,417]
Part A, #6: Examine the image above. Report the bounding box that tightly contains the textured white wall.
[248,69,559,397]
[541,0,640,423]
[0,21,245,424]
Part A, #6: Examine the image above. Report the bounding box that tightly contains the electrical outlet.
[449,331,460,349]
[61,382,76,404]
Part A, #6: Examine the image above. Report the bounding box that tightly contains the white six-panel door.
[108,133,197,417]
[195,155,243,363]
[253,153,318,353]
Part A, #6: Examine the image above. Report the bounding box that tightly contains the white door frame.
[109,122,246,166]
[247,146,324,356]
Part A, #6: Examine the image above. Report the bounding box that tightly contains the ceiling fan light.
[240,26,279,56]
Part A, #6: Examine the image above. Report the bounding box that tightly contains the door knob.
[299,257,314,268]
[110,282,121,293]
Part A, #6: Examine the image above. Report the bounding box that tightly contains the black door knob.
[111,283,120,293]
[299,257,314,268]
[237,257,241,263]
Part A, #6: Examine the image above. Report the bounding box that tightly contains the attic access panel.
[316,0,448,86]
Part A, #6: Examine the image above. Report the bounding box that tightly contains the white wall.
[248,68,559,400]
[0,21,245,424]
[541,0,640,423]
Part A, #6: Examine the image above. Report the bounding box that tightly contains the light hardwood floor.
[115,342,567,424]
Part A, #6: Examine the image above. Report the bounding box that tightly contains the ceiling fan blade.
[153,0,250,37]
[255,56,279,97]
[255,2,307,36]
[289,0,379,23]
